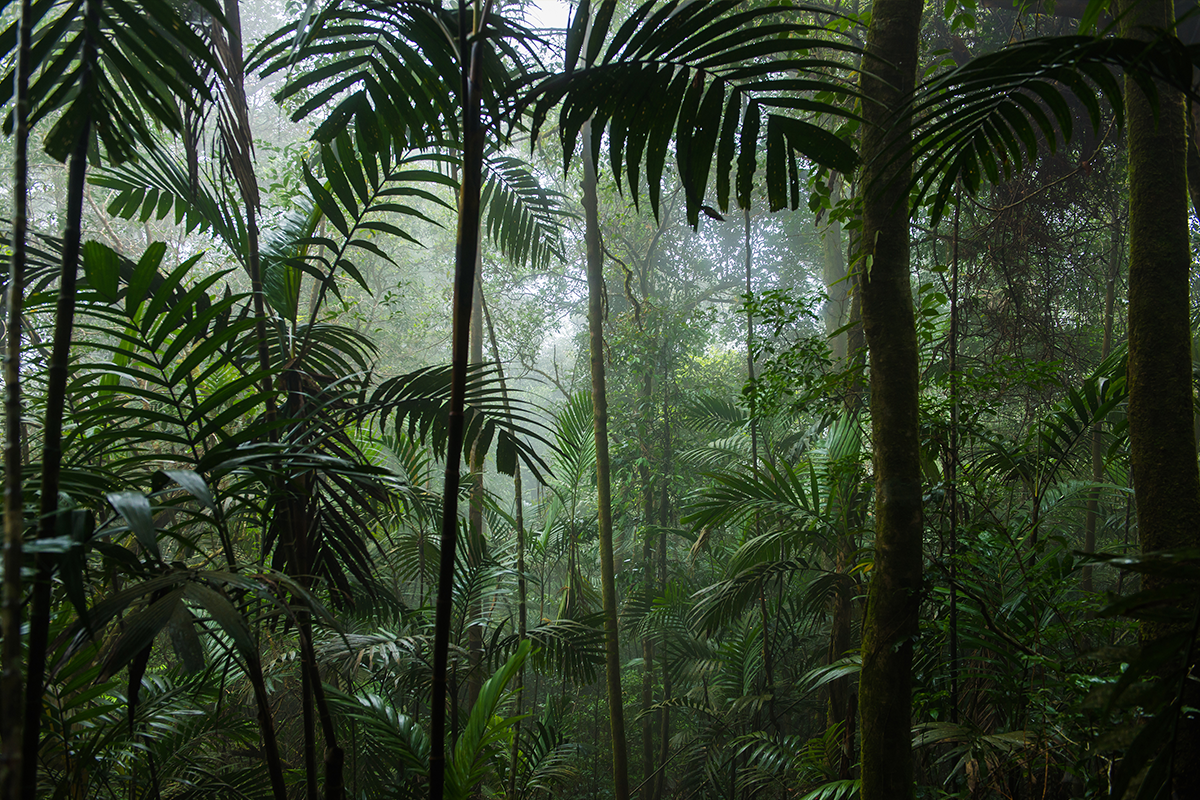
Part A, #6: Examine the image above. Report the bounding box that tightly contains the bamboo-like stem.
[0,0,32,793]
[467,269,485,712]
[582,119,630,800]
[431,18,487,796]
[948,185,960,724]
[653,385,672,800]
[480,291,527,800]
[21,8,99,797]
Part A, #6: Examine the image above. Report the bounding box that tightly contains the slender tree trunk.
[468,270,485,713]
[634,255,656,800]
[838,219,864,776]
[581,119,630,800]
[743,208,777,726]
[640,366,655,800]
[821,176,855,770]
[480,292,527,800]
[21,7,99,796]
[654,388,672,800]
[947,189,960,724]
[856,0,924,796]
[216,7,299,795]
[1082,209,1119,594]
[298,613,344,800]
[821,176,849,365]
[432,13,487,795]
[1,0,32,792]
[1121,1,1200,795]
[245,653,289,800]
[845,223,866,413]
[214,0,272,397]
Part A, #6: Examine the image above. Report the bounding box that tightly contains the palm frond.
[0,0,223,162]
[907,33,1196,223]
[522,0,860,224]
[481,153,570,271]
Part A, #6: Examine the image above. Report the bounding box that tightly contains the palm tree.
[0,0,223,794]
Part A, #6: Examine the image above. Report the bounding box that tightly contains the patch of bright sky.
[529,0,572,30]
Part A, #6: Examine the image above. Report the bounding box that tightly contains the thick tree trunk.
[856,0,924,796]
[582,120,631,800]
[1122,0,1200,795]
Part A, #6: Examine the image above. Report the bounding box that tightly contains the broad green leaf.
[107,491,160,560]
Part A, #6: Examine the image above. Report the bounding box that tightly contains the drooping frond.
[481,154,571,271]
[521,0,861,224]
[906,33,1197,223]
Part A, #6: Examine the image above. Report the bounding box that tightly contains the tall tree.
[1121,0,1200,793]
[582,118,631,800]
[0,0,32,793]
[855,0,924,797]
[432,5,488,797]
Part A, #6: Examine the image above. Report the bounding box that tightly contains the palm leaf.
[0,0,223,162]
[522,0,860,224]
[481,153,571,271]
[906,32,1197,224]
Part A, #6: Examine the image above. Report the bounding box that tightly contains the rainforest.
[0,0,1196,798]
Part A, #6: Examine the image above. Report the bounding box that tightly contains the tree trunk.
[1121,0,1200,795]
[821,175,855,773]
[640,368,655,800]
[821,176,849,366]
[431,22,487,800]
[467,270,485,713]
[1,0,31,794]
[856,0,924,796]
[654,386,672,800]
[582,119,631,800]
[480,292,527,800]
[21,6,99,796]
[1082,208,1119,594]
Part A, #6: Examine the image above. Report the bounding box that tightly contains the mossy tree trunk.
[1122,0,1200,794]
[856,0,924,797]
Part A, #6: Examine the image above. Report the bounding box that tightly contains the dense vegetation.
[0,0,1197,798]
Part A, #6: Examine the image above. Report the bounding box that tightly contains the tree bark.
[856,0,924,796]
[582,119,631,800]
[1121,0,1200,795]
